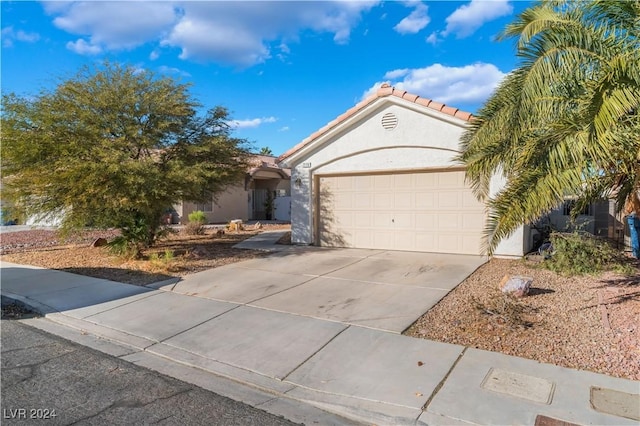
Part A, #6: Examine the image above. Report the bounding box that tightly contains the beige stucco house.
[278,84,530,257]
[172,155,291,224]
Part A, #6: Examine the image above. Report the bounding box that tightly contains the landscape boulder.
[500,275,533,298]
[91,237,108,248]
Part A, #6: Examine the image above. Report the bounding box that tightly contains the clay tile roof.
[278,85,474,163]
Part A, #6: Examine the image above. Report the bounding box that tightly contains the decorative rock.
[189,246,208,259]
[254,221,262,230]
[500,275,533,298]
[229,219,243,232]
[215,229,225,237]
[91,237,108,248]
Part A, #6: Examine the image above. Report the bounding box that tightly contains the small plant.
[148,249,176,272]
[472,296,536,329]
[264,191,275,220]
[107,215,155,258]
[163,248,174,261]
[543,232,631,275]
[188,210,207,224]
[184,210,207,235]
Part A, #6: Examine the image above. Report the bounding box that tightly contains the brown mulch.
[0,224,289,286]
[405,258,640,381]
[0,229,121,254]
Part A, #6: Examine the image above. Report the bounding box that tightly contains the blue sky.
[2,1,534,156]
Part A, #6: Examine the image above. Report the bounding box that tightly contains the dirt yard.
[405,258,640,381]
[0,225,287,285]
[1,227,638,381]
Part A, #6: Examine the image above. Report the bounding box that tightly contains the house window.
[196,200,213,212]
[562,200,591,216]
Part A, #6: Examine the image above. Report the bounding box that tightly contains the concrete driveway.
[156,248,486,333]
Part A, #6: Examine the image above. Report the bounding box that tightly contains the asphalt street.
[1,306,300,426]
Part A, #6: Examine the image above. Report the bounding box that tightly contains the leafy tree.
[2,62,250,256]
[459,0,640,254]
[259,146,273,156]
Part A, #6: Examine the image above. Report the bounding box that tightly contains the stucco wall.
[489,174,529,257]
[180,184,249,224]
[289,101,467,244]
[286,98,527,257]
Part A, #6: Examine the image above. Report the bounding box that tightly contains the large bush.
[2,62,250,257]
[544,232,630,275]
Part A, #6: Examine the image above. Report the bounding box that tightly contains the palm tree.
[459,0,640,254]
[259,147,273,156]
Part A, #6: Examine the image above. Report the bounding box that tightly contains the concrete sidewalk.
[1,236,639,425]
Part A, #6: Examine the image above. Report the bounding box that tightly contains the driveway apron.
[164,248,486,333]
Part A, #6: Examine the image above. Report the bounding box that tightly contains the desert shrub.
[107,215,154,258]
[148,249,178,272]
[184,210,207,235]
[543,232,630,275]
[188,210,207,224]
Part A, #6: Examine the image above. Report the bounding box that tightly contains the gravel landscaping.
[1,227,638,381]
[405,258,640,381]
[0,225,284,285]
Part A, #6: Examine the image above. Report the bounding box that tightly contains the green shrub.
[184,210,207,235]
[188,210,207,224]
[107,215,153,258]
[543,232,630,275]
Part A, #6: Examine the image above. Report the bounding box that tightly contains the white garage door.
[317,171,486,254]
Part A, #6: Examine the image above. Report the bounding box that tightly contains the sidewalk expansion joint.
[156,304,242,344]
[82,291,160,320]
[279,325,351,383]
[243,274,319,305]
[421,346,467,412]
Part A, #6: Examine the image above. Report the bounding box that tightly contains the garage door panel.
[353,230,374,248]
[462,235,482,253]
[354,193,372,209]
[335,212,355,228]
[374,175,393,188]
[416,193,436,208]
[336,177,354,190]
[438,191,462,208]
[374,231,394,248]
[437,215,460,230]
[394,192,413,209]
[415,233,436,251]
[414,173,437,188]
[374,193,393,208]
[395,174,413,188]
[395,232,416,251]
[318,171,485,254]
[462,214,485,230]
[437,173,461,188]
[354,175,373,190]
[394,213,414,229]
[415,213,436,230]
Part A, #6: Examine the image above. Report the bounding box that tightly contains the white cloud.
[149,50,160,61]
[278,126,290,132]
[2,26,40,47]
[425,32,439,45]
[394,3,430,35]
[42,1,381,66]
[157,65,191,77]
[443,0,513,38]
[48,1,177,50]
[163,2,378,66]
[383,69,409,80]
[227,116,278,129]
[66,38,101,55]
[362,63,507,107]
